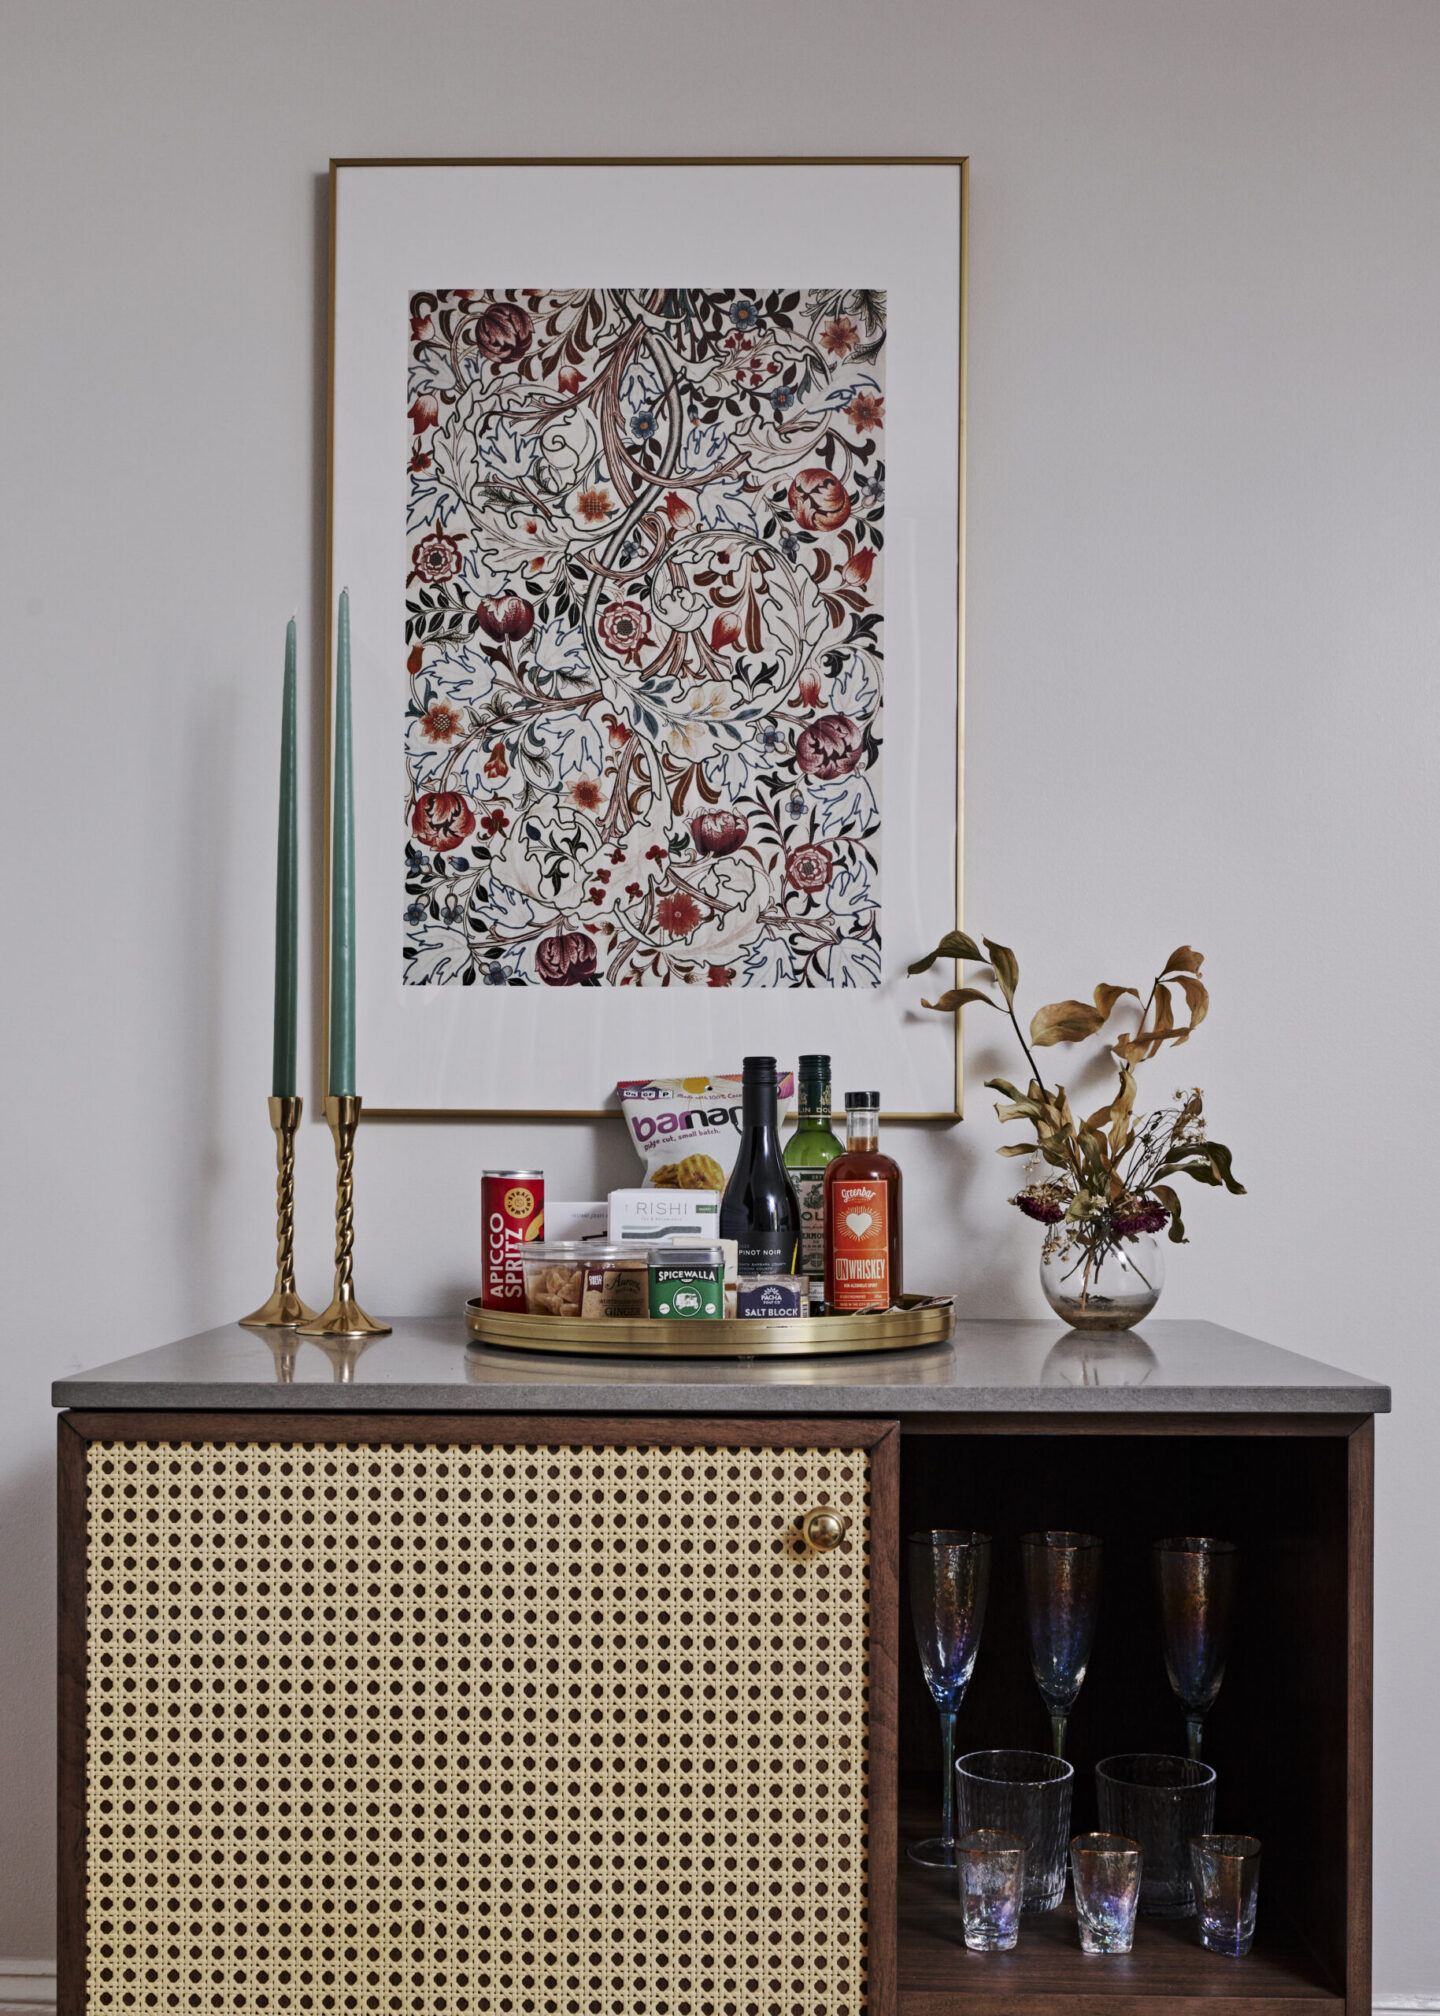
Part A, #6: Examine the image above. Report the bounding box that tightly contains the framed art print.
[329,157,966,1116]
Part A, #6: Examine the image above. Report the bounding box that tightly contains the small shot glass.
[1189,1834,1262,1956]
[955,1829,1026,1952]
[1070,1832,1143,1954]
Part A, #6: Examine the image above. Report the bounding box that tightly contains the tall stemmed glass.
[1152,1536,1239,1759]
[907,1530,991,1868]
[1020,1530,1103,1758]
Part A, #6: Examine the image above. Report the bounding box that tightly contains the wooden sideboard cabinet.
[54,1319,1388,2016]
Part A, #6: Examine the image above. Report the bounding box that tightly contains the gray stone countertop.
[51,1318,1390,1416]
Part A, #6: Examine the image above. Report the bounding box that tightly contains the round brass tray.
[465,1293,955,1359]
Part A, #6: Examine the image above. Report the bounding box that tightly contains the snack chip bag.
[618,1072,794,1190]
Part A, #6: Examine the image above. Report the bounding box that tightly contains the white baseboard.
[0,1962,53,2014]
[0,1954,1432,2012]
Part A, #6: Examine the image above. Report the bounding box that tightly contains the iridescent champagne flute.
[1020,1530,1103,1758]
[907,1530,991,1867]
[1152,1536,1239,1759]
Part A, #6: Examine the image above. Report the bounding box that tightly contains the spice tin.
[647,1242,725,1319]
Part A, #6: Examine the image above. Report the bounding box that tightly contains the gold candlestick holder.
[297,1094,391,1338]
[240,1095,319,1329]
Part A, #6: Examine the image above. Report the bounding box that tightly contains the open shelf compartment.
[890,1423,1365,2012]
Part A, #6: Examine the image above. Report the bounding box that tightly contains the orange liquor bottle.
[823,1091,903,1312]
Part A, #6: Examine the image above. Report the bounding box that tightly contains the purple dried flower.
[1013,1189,1065,1225]
[1111,1199,1170,1238]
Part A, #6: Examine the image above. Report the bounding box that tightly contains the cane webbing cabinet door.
[59,1412,899,2016]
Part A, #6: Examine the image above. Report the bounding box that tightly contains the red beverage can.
[481,1170,545,1309]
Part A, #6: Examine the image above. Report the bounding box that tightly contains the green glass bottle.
[784,1053,846,1316]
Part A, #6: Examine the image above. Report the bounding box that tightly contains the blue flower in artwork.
[482,962,508,986]
[771,385,796,416]
[728,297,760,331]
[860,475,885,506]
[778,531,799,562]
[631,408,659,441]
[404,900,428,925]
[760,723,784,754]
[787,789,805,820]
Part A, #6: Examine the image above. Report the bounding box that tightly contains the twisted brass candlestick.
[297,1094,391,1338]
[240,1096,319,1329]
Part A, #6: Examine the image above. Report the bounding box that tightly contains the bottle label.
[791,1169,828,1286]
[738,1231,795,1276]
[829,1180,890,1310]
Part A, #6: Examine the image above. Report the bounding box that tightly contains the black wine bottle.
[720,1055,801,1276]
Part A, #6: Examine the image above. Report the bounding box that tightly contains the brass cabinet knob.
[800,1505,851,1552]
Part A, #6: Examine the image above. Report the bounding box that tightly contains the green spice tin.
[647,1242,725,1320]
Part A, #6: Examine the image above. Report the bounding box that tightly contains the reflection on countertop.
[1040,1330,1159,1388]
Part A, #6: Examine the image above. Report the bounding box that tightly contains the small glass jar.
[521,1242,590,1318]
[579,1245,651,1319]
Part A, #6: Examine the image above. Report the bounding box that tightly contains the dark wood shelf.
[897,1830,1341,2014]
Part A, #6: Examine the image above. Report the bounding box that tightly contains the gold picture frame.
[326,156,967,1119]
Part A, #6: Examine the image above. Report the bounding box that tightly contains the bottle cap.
[844,1090,881,1110]
[742,1055,778,1074]
[798,1053,831,1082]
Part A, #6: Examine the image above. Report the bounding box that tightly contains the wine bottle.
[720,1055,801,1276]
[824,1091,903,1312]
[783,1053,845,1315]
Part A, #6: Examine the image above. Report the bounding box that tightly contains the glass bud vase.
[1040,1232,1164,1331]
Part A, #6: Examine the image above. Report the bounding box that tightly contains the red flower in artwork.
[819,316,859,358]
[535,930,597,985]
[588,885,605,904]
[706,964,735,987]
[845,390,884,433]
[788,467,851,531]
[796,713,864,780]
[598,601,652,665]
[483,741,508,780]
[797,667,821,708]
[473,302,534,362]
[479,806,508,837]
[408,527,465,586]
[841,547,875,588]
[409,450,433,474]
[654,891,702,938]
[785,843,834,893]
[411,792,476,852]
[644,844,668,863]
[419,699,464,744]
[625,882,643,898]
[557,365,583,394]
[690,809,748,857]
[408,394,439,435]
[569,778,603,811]
[407,645,424,677]
[664,491,697,531]
[410,312,434,343]
[710,611,742,651]
[474,594,535,643]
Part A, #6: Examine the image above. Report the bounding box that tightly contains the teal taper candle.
[270,618,300,1097]
[328,589,357,1095]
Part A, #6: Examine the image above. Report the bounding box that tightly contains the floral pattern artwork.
[403,288,886,987]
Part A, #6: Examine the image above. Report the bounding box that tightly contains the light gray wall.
[2,0,1436,1991]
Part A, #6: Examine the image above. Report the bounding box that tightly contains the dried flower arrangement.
[908,932,1245,1298]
